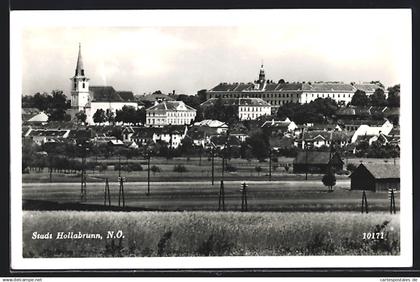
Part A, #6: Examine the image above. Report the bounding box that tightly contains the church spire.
[258,62,265,83]
[75,43,85,76]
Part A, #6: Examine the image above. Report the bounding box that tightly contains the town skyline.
[21,10,409,97]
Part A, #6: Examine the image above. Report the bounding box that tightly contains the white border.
[10,9,413,270]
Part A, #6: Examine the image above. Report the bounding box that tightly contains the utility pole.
[146,152,151,196]
[211,146,215,186]
[118,176,125,207]
[80,146,87,202]
[269,148,272,181]
[241,182,248,212]
[104,178,111,206]
[118,153,121,177]
[218,180,225,211]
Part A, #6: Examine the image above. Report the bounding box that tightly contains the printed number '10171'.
[362,232,384,240]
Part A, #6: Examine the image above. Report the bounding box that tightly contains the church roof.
[89,86,123,102]
[116,91,135,102]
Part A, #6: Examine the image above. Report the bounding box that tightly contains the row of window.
[239,112,267,119]
[239,107,269,112]
[210,92,354,100]
[147,118,193,125]
[306,93,352,99]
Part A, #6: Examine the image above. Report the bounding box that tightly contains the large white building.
[70,44,139,124]
[200,97,271,120]
[146,100,197,127]
[205,65,386,112]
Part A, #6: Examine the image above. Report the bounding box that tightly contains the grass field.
[22,180,399,212]
[22,157,400,183]
[22,211,400,257]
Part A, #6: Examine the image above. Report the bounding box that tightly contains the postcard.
[10,9,413,270]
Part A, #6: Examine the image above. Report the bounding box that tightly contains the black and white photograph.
[9,9,413,270]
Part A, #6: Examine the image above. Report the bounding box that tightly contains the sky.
[19,10,411,97]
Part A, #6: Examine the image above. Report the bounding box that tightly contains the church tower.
[258,63,266,84]
[70,43,90,111]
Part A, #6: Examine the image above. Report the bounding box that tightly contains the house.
[209,134,241,151]
[350,163,400,192]
[122,126,135,142]
[146,101,196,127]
[193,119,228,134]
[187,127,208,147]
[131,127,156,147]
[152,125,188,149]
[22,110,49,124]
[261,117,297,133]
[351,120,393,143]
[26,129,70,145]
[67,128,94,144]
[293,151,344,174]
[295,130,350,149]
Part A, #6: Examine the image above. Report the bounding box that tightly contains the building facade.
[200,98,271,121]
[146,101,196,127]
[205,65,386,113]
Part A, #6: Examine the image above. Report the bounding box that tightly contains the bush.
[254,166,263,176]
[346,163,357,172]
[98,163,108,172]
[151,165,161,174]
[173,164,187,173]
[128,163,143,171]
[225,164,237,172]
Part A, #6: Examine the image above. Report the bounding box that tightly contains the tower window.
[74,83,77,89]
[82,83,85,88]
[81,70,85,76]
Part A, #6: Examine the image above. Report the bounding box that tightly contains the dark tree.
[75,111,87,124]
[93,109,106,123]
[49,90,70,120]
[387,84,400,107]
[350,90,369,106]
[322,170,336,192]
[136,107,146,124]
[370,88,387,106]
[246,130,269,160]
[115,105,137,124]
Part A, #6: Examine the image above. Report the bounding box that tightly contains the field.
[23,211,400,257]
[22,156,400,183]
[23,180,399,212]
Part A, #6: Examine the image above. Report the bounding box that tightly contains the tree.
[322,170,336,192]
[115,105,137,124]
[136,107,146,124]
[151,165,161,175]
[254,166,262,176]
[387,84,400,107]
[106,109,115,124]
[246,130,269,160]
[350,90,369,106]
[48,90,71,121]
[370,88,387,106]
[173,164,187,174]
[202,97,239,124]
[75,110,87,124]
[93,109,106,123]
